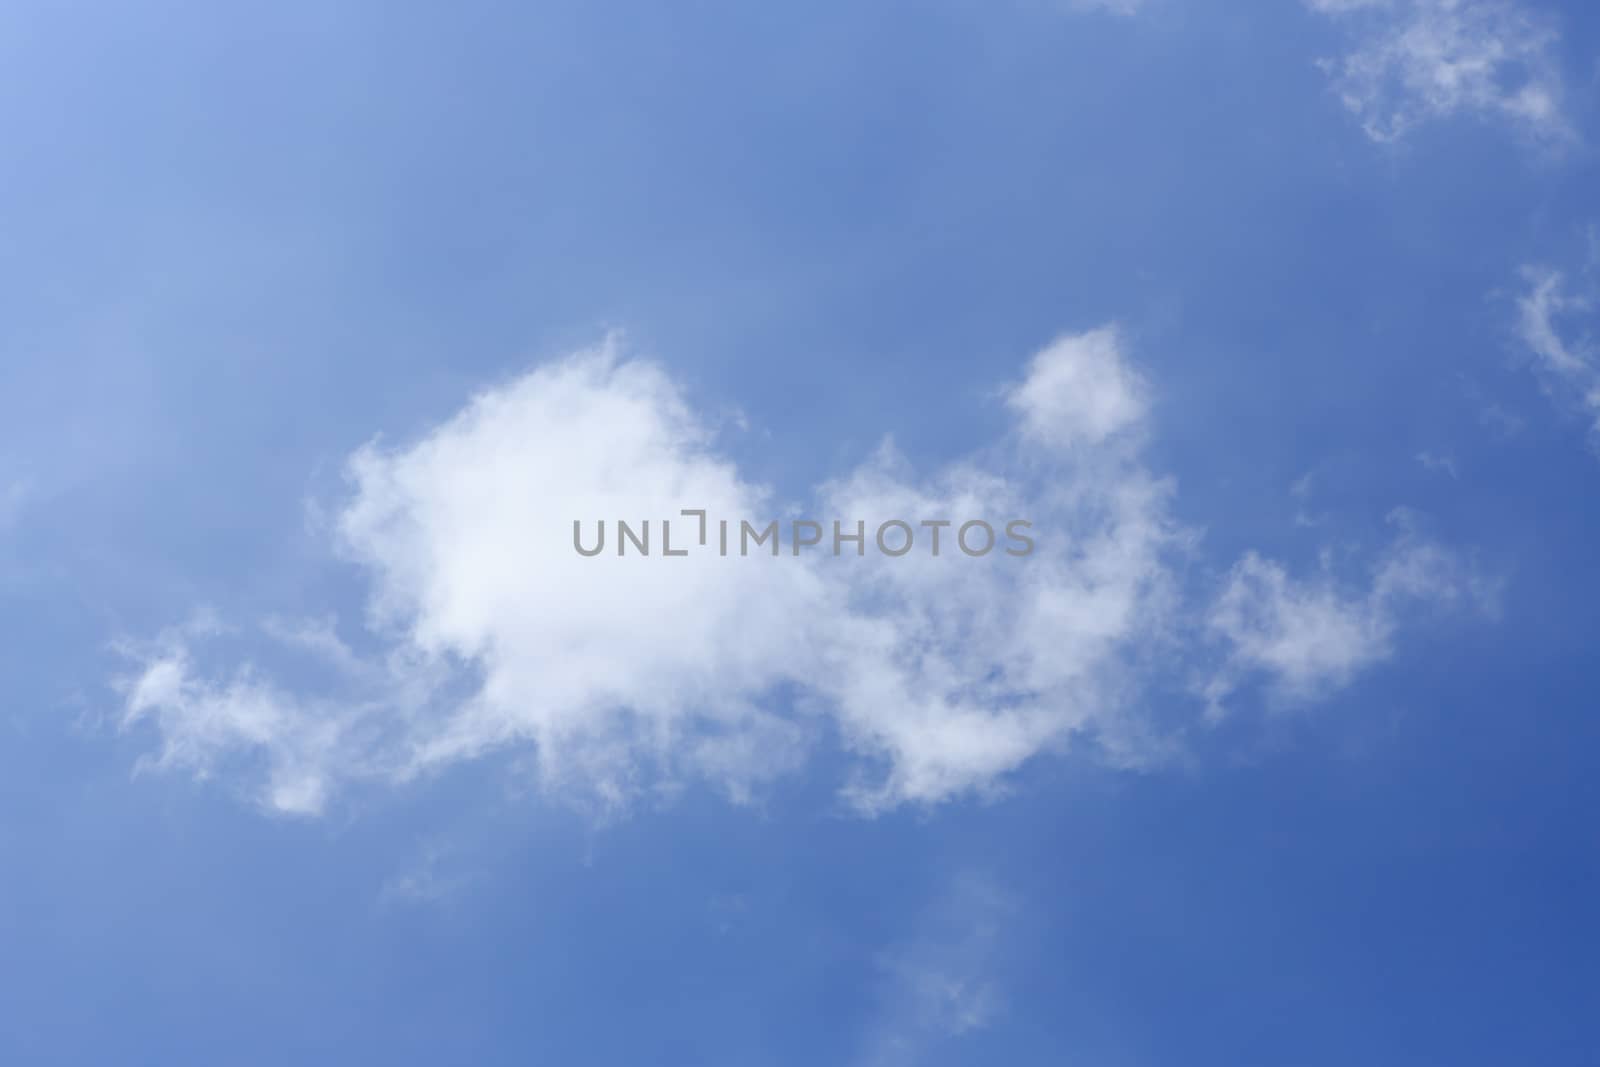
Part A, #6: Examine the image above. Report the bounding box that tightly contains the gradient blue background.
[2,1,1598,1063]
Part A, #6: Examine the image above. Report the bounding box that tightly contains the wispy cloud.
[1203,513,1496,716]
[1415,450,1460,478]
[1308,0,1568,143]
[377,840,481,911]
[1514,264,1600,445]
[861,874,1013,1067]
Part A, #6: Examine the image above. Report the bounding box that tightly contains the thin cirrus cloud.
[117,328,1484,817]
[1516,264,1600,444]
[1307,0,1568,143]
[861,873,1014,1067]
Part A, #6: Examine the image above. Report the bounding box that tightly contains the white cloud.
[1515,265,1600,440]
[116,331,1481,817]
[814,428,1183,808]
[1203,516,1492,715]
[119,622,412,817]
[334,348,823,807]
[1308,0,1568,143]
[1003,325,1147,450]
[123,648,337,816]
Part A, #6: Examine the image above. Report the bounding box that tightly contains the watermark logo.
[573,510,1034,558]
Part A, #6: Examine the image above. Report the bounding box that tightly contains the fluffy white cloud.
[1308,0,1567,143]
[116,330,1480,816]
[1003,326,1147,450]
[336,349,824,805]
[1516,265,1600,440]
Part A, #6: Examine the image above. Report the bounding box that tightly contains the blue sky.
[2,0,1599,1063]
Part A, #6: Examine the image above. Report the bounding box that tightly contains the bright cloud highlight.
[117,331,1480,816]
